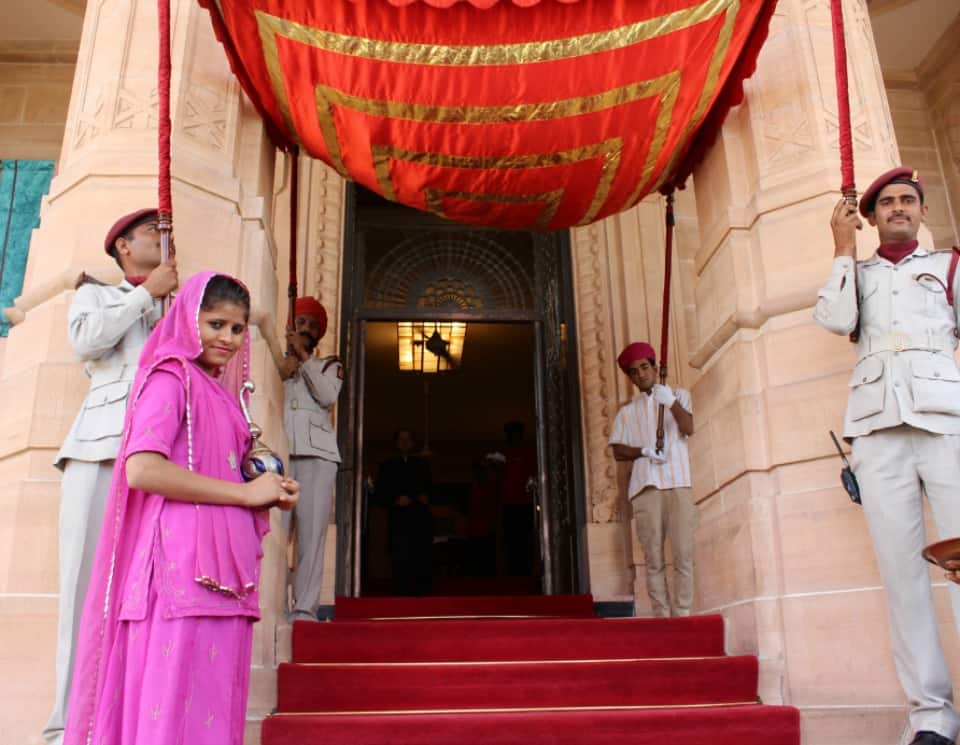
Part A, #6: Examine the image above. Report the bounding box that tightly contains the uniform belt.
[860,332,958,354]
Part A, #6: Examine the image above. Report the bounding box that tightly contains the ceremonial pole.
[655,193,676,453]
[157,0,173,315]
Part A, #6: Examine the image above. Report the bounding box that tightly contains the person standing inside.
[375,429,434,596]
[277,296,342,622]
[499,421,537,576]
[64,272,299,745]
[815,167,960,745]
[44,209,177,745]
[608,342,695,618]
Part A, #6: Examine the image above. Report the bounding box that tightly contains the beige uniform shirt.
[55,279,162,468]
[814,247,960,438]
[283,355,342,462]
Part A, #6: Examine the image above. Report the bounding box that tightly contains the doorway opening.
[336,185,587,597]
[361,320,540,596]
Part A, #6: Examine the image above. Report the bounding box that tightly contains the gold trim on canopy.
[241,0,744,225]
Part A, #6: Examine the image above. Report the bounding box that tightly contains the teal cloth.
[0,160,54,336]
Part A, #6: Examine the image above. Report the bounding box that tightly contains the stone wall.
[0,56,75,162]
[0,2,290,743]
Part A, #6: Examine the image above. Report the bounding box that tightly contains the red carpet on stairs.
[333,593,595,619]
[262,594,801,745]
[292,615,726,663]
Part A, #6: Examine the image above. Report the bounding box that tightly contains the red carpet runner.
[262,595,800,745]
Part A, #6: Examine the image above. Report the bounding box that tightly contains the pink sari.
[65,272,269,745]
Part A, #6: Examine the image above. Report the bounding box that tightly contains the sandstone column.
[0,2,287,741]
[571,186,698,611]
[686,1,942,742]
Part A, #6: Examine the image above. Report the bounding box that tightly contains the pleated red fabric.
[197,0,776,229]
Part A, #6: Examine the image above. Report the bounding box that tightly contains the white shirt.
[609,388,692,497]
[55,279,162,468]
[814,248,960,438]
[283,355,342,461]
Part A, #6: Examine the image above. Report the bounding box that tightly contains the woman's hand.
[242,473,300,510]
[275,477,300,511]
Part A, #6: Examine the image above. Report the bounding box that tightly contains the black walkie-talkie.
[829,430,861,505]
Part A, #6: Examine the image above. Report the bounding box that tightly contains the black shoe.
[910,731,954,745]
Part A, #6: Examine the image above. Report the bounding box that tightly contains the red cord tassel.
[158,0,173,314]
[830,0,856,198]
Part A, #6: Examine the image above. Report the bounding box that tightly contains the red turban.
[617,342,656,375]
[103,208,158,254]
[294,296,328,339]
[859,167,924,217]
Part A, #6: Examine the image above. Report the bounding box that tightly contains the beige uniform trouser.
[852,425,960,741]
[289,457,338,619]
[43,459,114,745]
[630,486,697,618]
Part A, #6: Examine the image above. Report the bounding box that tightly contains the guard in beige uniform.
[43,209,176,745]
[815,167,960,745]
[279,297,342,621]
[609,341,696,618]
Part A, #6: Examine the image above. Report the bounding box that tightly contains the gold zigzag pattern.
[246,0,741,225]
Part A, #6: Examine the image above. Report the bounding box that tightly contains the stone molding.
[570,221,621,523]
[303,157,346,358]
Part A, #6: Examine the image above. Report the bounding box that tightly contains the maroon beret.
[103,208,158,254]
[859,167,924,217]
[617,341,656,375]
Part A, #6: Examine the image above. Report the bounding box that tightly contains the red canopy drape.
[199,0,774,230]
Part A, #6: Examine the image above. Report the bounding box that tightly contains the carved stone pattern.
[946,99,960,170]
[113,86,159,130]
[311,161,345,357]
[182,85,229,151]
[74,88,108,150]
[826,0,874,154]
[760,102,814,164]
[754,7,816,167]
[571,223,620,523]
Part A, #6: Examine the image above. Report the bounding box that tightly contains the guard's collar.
[877,239,919,265]
[862,244,929,266]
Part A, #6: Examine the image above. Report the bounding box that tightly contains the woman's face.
[196,301,248,374]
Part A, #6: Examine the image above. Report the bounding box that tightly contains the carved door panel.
[532,233,584,594]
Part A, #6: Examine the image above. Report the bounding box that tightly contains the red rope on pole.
[158,0,173,314]
[830,0,856,197]
[655,193,676,453]
[287,148,300,338]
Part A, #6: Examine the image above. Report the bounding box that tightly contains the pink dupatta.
[64,271,267,745]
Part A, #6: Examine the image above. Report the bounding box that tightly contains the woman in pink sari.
[64,271,299,745]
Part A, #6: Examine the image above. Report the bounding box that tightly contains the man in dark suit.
[375,429,434,595]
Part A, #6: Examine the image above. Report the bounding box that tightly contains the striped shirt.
[608,388,692,497]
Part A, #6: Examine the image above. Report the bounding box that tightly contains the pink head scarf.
[65,271,260,745]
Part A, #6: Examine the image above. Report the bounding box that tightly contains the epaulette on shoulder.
[74,272,109,289]
[321,355,342,373]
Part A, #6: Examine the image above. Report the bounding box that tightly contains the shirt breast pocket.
[914,274,949,318]
[858,278,880,309]
[75,381,130,440]
[911,356,960,415]
[848,356,885,421]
